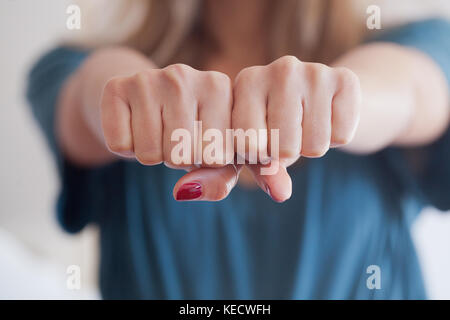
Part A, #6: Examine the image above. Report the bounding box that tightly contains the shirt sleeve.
[26,47,112,233]
[369,18,450,212]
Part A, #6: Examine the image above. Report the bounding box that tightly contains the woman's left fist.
[232,55,361,166]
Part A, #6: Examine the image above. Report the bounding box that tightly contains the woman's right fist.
[100,64,233,168]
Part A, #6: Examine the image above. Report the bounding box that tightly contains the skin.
[57,0,450,202]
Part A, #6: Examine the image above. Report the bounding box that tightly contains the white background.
[0,0,449,299]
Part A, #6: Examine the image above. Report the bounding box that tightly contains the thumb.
[173,164,243,201]
[247,159,292,203]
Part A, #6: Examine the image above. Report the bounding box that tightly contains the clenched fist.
[99,55,361,202]
[233,55,361,167]
[101,64,234,168]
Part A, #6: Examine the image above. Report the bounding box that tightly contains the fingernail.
[176,182,202,201]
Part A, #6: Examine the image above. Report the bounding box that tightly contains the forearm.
[57,47,156,166]
[333,43,450,154]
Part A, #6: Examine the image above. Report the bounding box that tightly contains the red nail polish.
[176,182,202,201]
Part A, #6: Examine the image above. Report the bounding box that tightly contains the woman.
[27,0,450,299]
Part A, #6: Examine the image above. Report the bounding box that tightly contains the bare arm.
[333,43,450,154]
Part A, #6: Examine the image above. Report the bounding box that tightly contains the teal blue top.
[27,19,450,299]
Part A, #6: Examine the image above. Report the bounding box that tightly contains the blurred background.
[0,0,449,299]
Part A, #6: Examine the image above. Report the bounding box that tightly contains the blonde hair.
[70,0,366,67]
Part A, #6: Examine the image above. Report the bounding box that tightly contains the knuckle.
[103,77,125,97]
[234,66,260,86]
[126,71,152,99]
[164,63,193,79]
[273,55,301,75]
[161,73,183,95]
[307,63,332,85]
[312,62,331,74]
[161,64,194,97]
[233,66,263,100]
[204,71,231,90]
[278,55,300,66]
[130,71,150,89]
[335,67,359,87]
[334,67,361,98]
